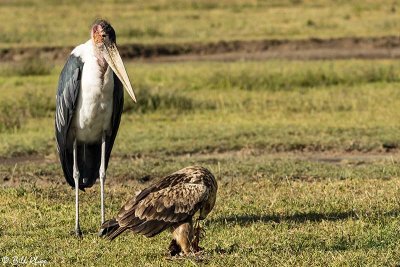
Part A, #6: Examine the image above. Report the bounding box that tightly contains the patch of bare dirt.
[0,154,47,166]
[1,148,399,168]
[1,149,399,188]
[2,36,400,62]
[174,148,400,165]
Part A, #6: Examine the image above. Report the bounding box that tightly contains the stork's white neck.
[91,40,109,74]
[71,40,115,142]
[71,40,91,61]
[72,40,109,78]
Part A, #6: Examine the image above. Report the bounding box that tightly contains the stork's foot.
[71,228,83,238]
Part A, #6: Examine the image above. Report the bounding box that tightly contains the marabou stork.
[55,19,136,236]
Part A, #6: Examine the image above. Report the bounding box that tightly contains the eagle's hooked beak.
[103,43,136,103]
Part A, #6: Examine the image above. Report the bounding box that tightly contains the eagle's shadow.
[204,210,400,255]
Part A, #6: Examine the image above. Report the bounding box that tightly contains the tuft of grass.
[0,91,53,132]
[15,59,53,76]
[121,27,164,38]
[0,58,53,76]
[206,64,399,91]
[124,87,196,114]
[0,100,25,132]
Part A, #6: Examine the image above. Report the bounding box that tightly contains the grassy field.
[1,0,400,48]
[2,1,400,265]
[1,59,400,157]
[2,152,400,266]
[1,58,400,265]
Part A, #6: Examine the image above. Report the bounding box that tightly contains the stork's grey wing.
[55,54,83,188]
[114,182,209,237]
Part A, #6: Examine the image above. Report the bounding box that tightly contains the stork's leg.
[100,132,106,224]
[73,139,82,237]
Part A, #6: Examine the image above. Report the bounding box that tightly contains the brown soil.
[2,36,400,62]
[0,154,46,165]
[1,149,398,167]
[1,149,398,188]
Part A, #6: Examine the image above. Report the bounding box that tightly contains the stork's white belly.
[72,65,114,143]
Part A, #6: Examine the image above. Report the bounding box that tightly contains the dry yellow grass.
[0,0,399,48]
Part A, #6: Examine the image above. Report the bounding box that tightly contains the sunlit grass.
[2,1,400,265]
[1,60,400,157]
[1,153,400,265]
[0,0,399,48]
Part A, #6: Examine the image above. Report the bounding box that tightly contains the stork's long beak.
[103,43,136,102]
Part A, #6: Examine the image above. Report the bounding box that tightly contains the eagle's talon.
[192,223,206,253]
[194,246,204,253]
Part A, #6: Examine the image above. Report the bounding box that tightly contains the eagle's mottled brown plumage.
[99,166,217,255]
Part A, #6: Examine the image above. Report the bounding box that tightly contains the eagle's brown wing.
[99,166,215,240]
[113,182,209,238]
[126,171,193,206]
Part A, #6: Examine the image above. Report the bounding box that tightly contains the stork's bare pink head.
[90,19,136,103]
[91,19,116,48]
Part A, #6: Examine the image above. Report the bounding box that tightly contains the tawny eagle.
[99,166,217,255]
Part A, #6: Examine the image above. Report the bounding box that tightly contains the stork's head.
[91,19,136,103]
[92,19,116,48]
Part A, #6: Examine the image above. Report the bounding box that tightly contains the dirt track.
[1,149,399,167]
[2,36,400,62]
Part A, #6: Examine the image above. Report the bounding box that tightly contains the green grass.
[1,59,400,157]
[0,0,400,48]
[2,57,400,265]
[1,153,400,265]
[2,1,400,265]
